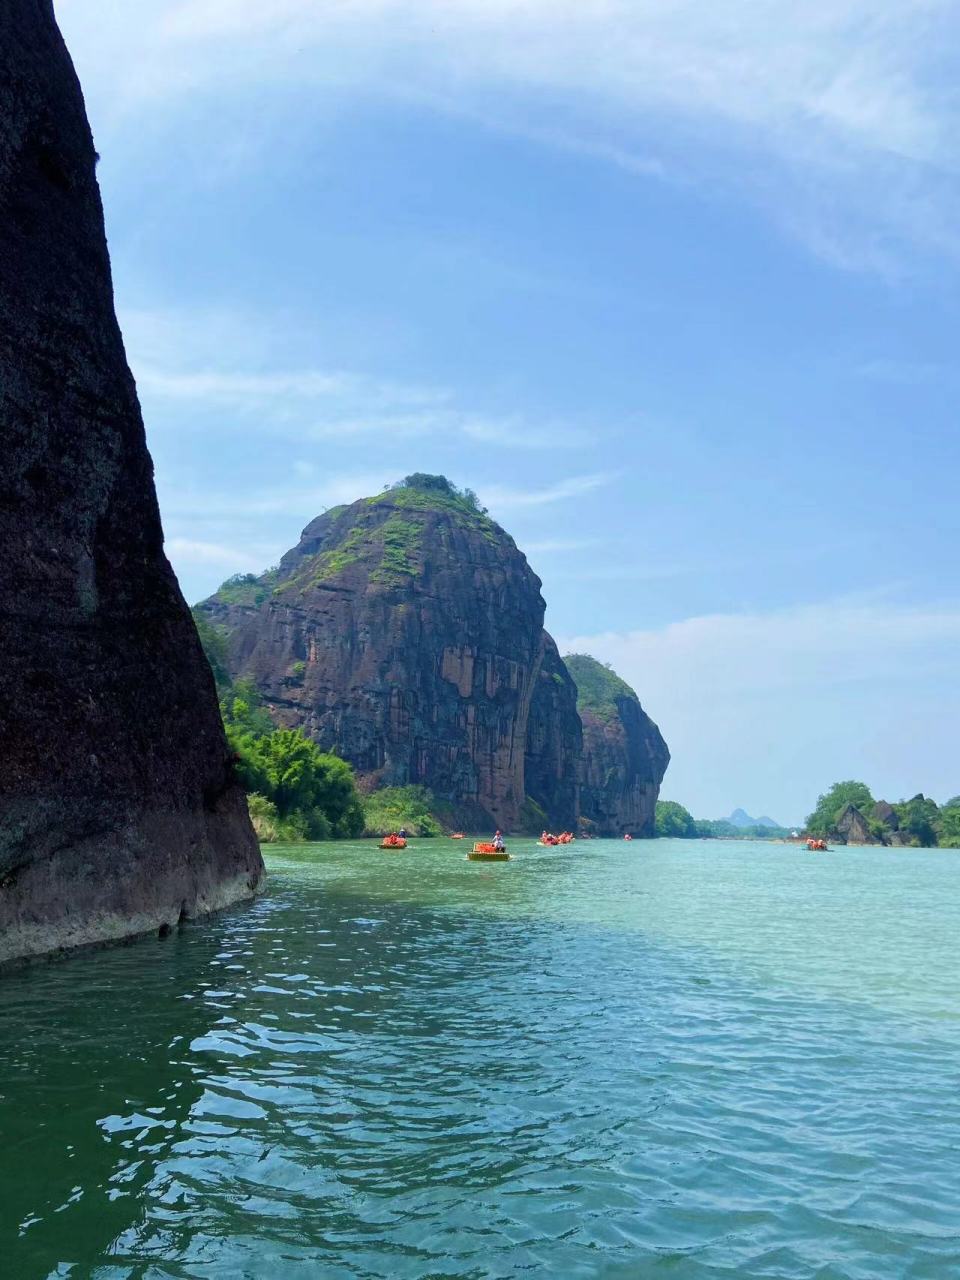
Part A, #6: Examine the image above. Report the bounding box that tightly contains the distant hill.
[727,808,781,830]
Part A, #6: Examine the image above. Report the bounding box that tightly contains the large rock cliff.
[200,482,549,829]
[524,634,582,830]
[200,478,670,835]
[0,0,263,965]
[564,654,670,837]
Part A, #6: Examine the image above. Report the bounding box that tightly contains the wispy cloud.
[59,0,960,269]
[124,306,594,448]
[165,536,281,570]
[485,474,611,510]
[523,537,603,555]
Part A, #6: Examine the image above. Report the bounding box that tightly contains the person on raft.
[493,830,505,851]
[398,827,408,839]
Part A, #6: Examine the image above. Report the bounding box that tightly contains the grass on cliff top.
[368,474,501,544]
[564,653,638,720]
[213,569,279,607]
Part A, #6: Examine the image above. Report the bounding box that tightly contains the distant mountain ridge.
[727,808,781,830]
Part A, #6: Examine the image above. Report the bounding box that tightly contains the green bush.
[655,800,697,839]
[362,785,443,837]
[222,686,364,842]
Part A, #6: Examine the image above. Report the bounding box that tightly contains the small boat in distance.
[450,832,466,840]
[623,833,633,841]
[806,838,830,852]
[469,842,510,862]
[380,834,408,850]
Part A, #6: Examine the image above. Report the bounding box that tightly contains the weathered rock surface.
[201,486,549,829]
[872,800,899,831]
[564,654,670,837]
[0,0,263,965]
[524,634,582,830]
[834,803,879,845]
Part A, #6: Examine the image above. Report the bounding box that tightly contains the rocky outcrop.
[564,654,670,837]
[872,800,900,831]
[201,484,549,829]
[524,634,581,830]
[834,804,879,845]
[0,1,263,965]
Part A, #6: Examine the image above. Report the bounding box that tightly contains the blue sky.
[58,0,960,824]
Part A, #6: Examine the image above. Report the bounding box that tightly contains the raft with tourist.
[469,830,510,861]
[380,833,408,850]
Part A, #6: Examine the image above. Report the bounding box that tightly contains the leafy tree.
[362,785,443,837]
[805,781,875,836]
[894,794,940,848]
[938,803,960,849]
[220,683,363,841]
[655,800,697,839]
[244,729,364,839]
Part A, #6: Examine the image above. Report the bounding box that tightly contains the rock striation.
[0,0,263,965]
[564,654,670,837]
[200,480,670,833]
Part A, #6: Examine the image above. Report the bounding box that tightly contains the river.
[3,838,959,1278]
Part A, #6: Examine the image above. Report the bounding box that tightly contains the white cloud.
[559,594,960,822]
[58,0,960,268]
[122,306,593,448]
[523,537,603,555]
[165,536,279,570]
[485,473,611,510]
[160,473,391,521]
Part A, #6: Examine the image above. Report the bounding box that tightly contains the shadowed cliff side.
[0,0,263,965]
[565,654,669,837]
[524,634,582,830]
[199,480,549,830]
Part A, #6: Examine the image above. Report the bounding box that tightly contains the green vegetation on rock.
[564,653,637,722]
[213,569,278,607]
[194,621,364,841]
[362,785,443,837]
[804,780,960,847]
[390,473,487,515]
[191,609,231,688]
[225,697,364,841]
[369,515,423,583]
[805,781,875,837]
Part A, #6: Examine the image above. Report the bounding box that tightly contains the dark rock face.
[524,634,581,830]
[201,490,548,829]
[872,800,899,831]
[565,655,670,837]
[0,1,263,964]
[834,804,878,845]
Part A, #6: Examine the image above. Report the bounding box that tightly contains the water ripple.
[2,839,960,1277]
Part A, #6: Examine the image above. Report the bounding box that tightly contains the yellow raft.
[469,842,510,862]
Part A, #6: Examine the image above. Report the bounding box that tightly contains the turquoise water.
[3,838,960,1278]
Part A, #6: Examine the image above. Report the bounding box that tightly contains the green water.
[3,838,960,1278]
